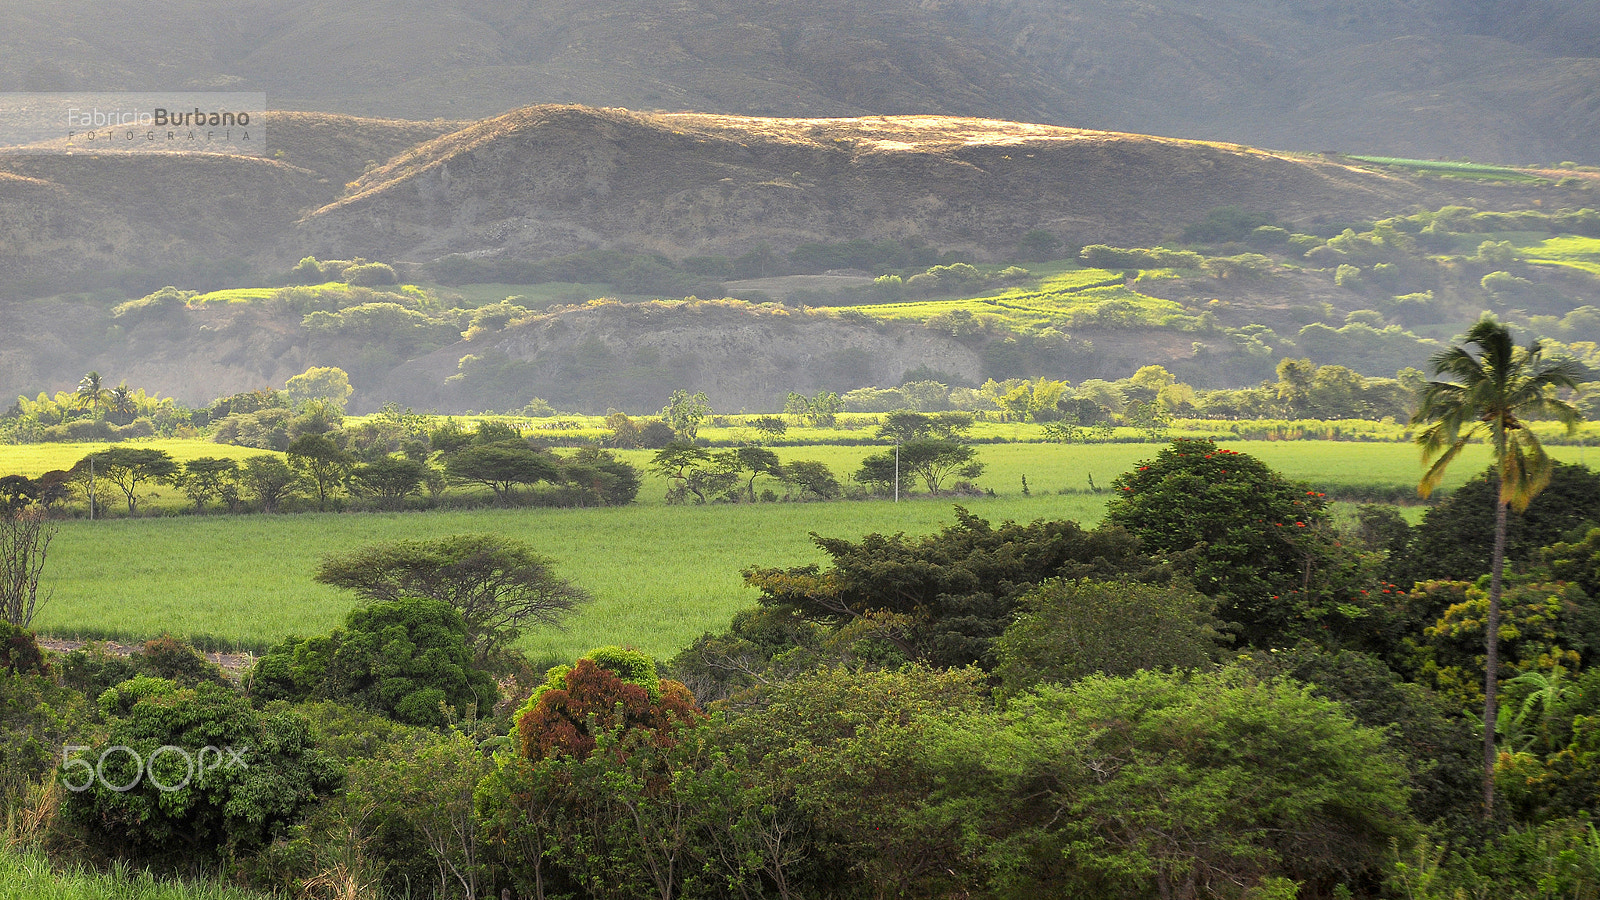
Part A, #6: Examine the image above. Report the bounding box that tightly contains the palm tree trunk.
[1482,494,1508,820]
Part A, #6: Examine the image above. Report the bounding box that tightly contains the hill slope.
[1,0,1596,165]
[298,105,1459,265]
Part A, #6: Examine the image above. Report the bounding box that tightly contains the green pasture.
[0,440,281,476]
[1521,234,1600,277]
[22,439,1520,663]
[835,265,1185,329]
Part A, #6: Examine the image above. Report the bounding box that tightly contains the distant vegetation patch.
[1346,155,1547,183]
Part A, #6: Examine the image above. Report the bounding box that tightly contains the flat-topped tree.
[1413,314,1587,820]
[73,447,178,515]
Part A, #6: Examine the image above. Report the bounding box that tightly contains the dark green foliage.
[130,635,229,687]
[57,642,138,697]
[1240,647,1481,834]
[554,446,641,506]
[60,678,340,862]
[250,597,498,726]
[0,670,88,809]
[1105,439,1358,646]
[72,447,179,515]
[347,456,427,508]
[744,507,1152,667]
[780,458,842,500]
[0,622,49,676]
[1182,206,1275,244]
[445,442,560,506]
[669,605,828,703]
[992,578,1227,695]
[1542,526,1600,598]
[1401,462,1600,582]
[950,668,1416,898]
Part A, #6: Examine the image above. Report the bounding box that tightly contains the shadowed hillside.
[297,105,1455,265]
[1,0,1597,166]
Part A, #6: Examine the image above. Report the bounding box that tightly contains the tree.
[1413,314,1587,819]
[348,456,427,509]
[992,579,1226,696]
[61,678,341,863]
[0,506,54,627]
[779,459,841,500]
[954,669,1415,898]
[857,438,981,495]
[446,443,560,506]
[109,383,136,426]
[239,455,300,513]
[744,508,1149,668]
[251,598,498,725]
[286,432,353,510]
[559,447,642,507]
[1105,440,1356,647]
[75,447,179,515]
[285,365,355,411]
[314,533,590,661]
[178,457,239,512]
[785,391,841,427]
[660,390,711,441]
[720,446,781,501]
[649,443,733,504]
[75,371,105,415]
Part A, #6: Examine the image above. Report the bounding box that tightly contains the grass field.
[834,264,1188,329]
[21,439,1521,664]
[1521,235,1600,278]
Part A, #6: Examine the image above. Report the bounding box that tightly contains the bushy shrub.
[515,647,701,760]
[250,598,498,726]
[131,635,229,687]
[342,262,398,286]
[60,678,340,862]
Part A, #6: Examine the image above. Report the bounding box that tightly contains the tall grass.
[0,845,268,900]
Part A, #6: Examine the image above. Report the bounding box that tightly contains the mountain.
[2,0,1597,166]
[5,104,1543,294]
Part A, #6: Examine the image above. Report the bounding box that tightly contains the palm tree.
[76,371,106,416]
[110,383,136,426]
[1414,315,1587,819]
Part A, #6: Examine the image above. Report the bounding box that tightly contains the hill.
[2,0,1598,166]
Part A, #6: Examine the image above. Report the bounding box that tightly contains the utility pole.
[894,438,900,503]
[88,454,96,521]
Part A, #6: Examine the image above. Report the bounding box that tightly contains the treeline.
[0,411,641,518]
[8,441,1600,898]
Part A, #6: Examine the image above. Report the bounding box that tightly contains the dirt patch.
[37,637,257,677]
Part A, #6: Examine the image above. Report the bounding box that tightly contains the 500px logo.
[61,745,250,793]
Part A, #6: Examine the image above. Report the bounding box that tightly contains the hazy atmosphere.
[4,3,1600,900]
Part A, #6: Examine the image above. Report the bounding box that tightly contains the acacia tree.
[179,457,240,512]
[315,533,590,661]
[1413,315,1587,819]
[287,432,352,510]
[445,443,560,506]
[75,447,179,515]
